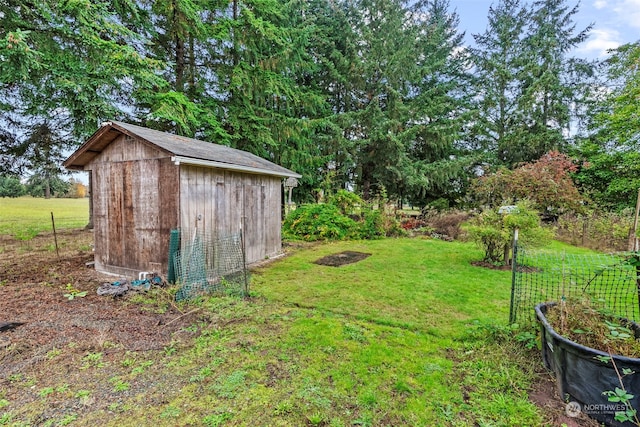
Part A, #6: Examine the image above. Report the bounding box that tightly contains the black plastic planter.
[535,302,640,426]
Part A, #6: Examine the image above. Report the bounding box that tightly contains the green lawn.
[255,239,512,335]
[2,193,596,425]
[0,196,89,238]
[76,239,544,426]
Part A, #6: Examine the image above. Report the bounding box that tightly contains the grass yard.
[68,239,544,427]
[256,240,513,336]
[2,236,562,427]
[0,196,89,239]
[1,196,598,426]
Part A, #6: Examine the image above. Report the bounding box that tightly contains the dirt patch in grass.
[529,372,600,427]
[471,260,513,270]
[314,251,372,267]
[0,229,198,407]
[471,260,540,272]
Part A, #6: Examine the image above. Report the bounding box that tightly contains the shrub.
[360,209,385,239]
[556,210,633,252]
[421,209,471,241]
[400,217,428,231]
[327,190,363,216]
[283,199,405,242]
[469,151,585,217]
[0,175,25,197]
[283,204,359,241]
[466,201,552,264]
[369,205,406,238]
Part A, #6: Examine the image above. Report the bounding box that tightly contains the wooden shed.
[64,121,300,277]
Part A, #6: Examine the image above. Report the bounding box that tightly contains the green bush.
[283,196,405,242]
[466,201,552,264]
[360,209,385,239]
[0,175,26,197]
[327,189,363,215]
[283,204,359,241]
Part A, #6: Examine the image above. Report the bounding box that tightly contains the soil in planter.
[545,297,640,358]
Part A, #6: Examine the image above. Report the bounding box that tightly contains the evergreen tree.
[286,0,360,198]
[1,1,163,137]
[470,0,593,168]
[220,0,322,160]
[404,0,475,206]
[470,0,530,163]
[345,0,419,199]
[314,0,471,204]
[140,0,223,136]
[0,0,165,180]
[0,175,26,198]
[574,42,640,210]
[8,123,70,199]
[517,0,592,162]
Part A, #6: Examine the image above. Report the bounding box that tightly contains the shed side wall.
[179,166,282,264]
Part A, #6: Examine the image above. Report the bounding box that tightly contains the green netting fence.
[510,246,640,325]
[171,229,249,301]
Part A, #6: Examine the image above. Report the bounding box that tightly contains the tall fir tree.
[574,41,640,210]
[0,0,163,176]
[470,0,593,168]
[404,0,475,206]
[470,0,530,164]
[317,0,471,204]
[517,0,592,162]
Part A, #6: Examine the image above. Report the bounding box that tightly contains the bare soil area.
[0,229,199,420]
[314,251,372,267]
[1,229,194,357]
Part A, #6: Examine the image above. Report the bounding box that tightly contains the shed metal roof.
[63,121,301,178]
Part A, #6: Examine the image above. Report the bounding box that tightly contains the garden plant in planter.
[536,299,640,426]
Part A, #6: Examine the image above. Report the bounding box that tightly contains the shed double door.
[94,159,178,273]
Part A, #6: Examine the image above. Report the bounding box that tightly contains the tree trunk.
[175,35,185,92]
[503,243,511,266]
[361,164,373,201]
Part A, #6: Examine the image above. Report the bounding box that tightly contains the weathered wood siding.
[88,135,179,275]
[179,165,282,264]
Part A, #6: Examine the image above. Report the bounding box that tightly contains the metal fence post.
[509,228,519,324]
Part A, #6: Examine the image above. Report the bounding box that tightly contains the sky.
[452,0,640,59]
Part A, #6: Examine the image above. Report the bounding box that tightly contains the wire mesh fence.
[510,247,640,325]
[173,229,249,301]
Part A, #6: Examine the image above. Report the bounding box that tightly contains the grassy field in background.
[0,196,89,239]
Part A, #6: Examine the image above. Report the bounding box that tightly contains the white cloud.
[593,0,609,8]
[610,0,640,28]
[578,28,622,56]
